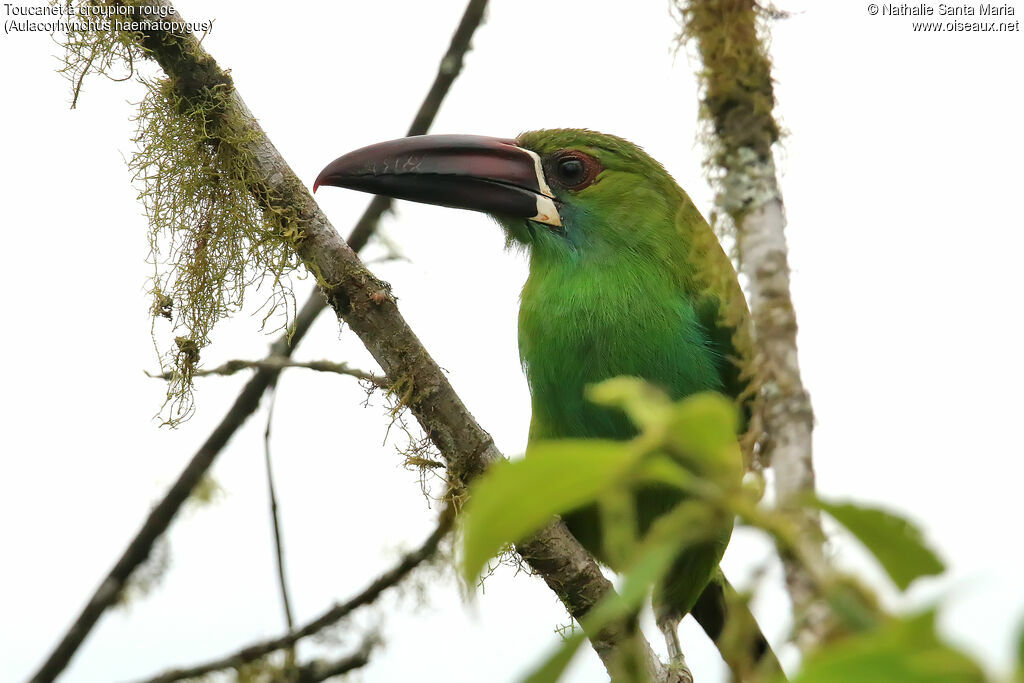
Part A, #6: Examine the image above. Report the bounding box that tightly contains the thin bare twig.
[27,300,315,683]
[135,511,452,683]
[29,2,489,680]
[147,357,388,388]
[263,388,295,647]
[346,0,490,250]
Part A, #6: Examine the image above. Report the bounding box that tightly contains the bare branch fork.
[31,1,664,681]
[135,510,453,683]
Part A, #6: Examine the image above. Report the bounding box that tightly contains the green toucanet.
[315,129,771,670]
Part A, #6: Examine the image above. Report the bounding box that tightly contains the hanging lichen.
[55,1,305,424]
[131,77,303,424]
[56,0,142,109]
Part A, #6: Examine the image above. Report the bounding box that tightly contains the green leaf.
[586,376,672,432]
[521,501,719,683]
[641,498,725,551]
[599,487,639,569]
[793,610,985,683]
[1015,613,1024,682]
[523,631,588,683]
[633,454,697,491]
[461,439,637,586]
[666,392,738,454]
[665,392,742,486]
[587,379,742,487]
[818,500,944,590]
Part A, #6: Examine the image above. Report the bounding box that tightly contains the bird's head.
[315,128,692,263]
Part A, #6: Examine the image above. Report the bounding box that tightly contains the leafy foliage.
[1016,616,1024,683]
[461,380,742,589]
[461,379,744,681]
[458,377,981,683]
[792,610,984,683]
[818,500,945,591]
[525,532,681,683]
[460,439,641,587]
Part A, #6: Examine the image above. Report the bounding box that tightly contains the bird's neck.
[518,246,720,442]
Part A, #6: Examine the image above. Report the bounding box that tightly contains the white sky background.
[2,1,1023,681]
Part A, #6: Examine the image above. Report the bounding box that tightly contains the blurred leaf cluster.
[460,377,995,683]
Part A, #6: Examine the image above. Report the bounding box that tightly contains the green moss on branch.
[58,1,304,423]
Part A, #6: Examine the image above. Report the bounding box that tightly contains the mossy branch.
[133,72,305,424]
[129,1,659,676]
[674,0,829,649]
[34,1,664,681]
[31,1,490,681]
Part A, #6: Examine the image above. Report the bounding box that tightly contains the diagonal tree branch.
[29,2,490,681]
[33,1,663,681]
[516,528,668,682]
[123,0,659,678]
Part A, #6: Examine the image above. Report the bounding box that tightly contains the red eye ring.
[547,151,602,192]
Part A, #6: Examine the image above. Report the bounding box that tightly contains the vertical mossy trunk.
[675,0,830,648]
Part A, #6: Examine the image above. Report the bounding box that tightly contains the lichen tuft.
[130,78,302,424]
[56,3,306,424]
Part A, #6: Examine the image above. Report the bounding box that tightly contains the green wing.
[674,202,757,428]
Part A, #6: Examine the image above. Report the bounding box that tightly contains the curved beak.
[313,134,561,228]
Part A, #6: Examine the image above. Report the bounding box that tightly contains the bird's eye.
[547,151,602,192]
[557,158,584,184]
